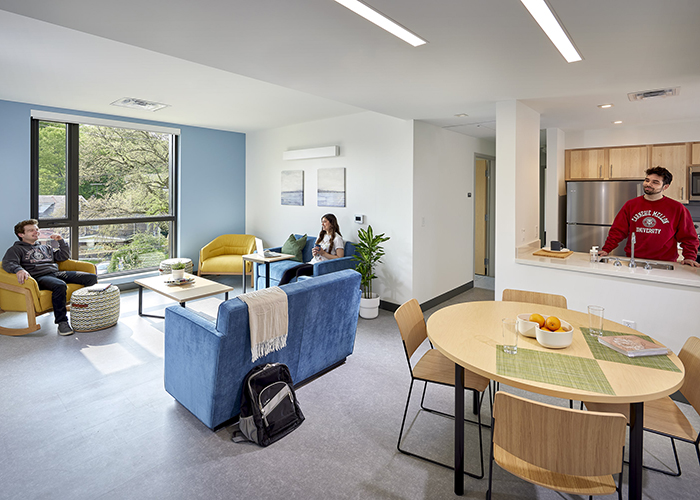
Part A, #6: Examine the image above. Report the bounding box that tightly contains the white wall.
[246,111,414,305]
[412,122,496,303]
[565,120,700,149]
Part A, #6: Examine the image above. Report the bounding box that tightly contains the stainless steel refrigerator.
[566,180,642,256]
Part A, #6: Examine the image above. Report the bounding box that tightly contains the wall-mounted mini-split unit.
[627,87,679,101]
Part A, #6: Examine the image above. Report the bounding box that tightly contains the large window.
[31,117,178,276]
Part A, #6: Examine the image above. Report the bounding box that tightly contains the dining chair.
[487,391,626,500]
[584,335,700,477]
[502,288,568,309]
[500,288,573,406]
[394,299,491,479]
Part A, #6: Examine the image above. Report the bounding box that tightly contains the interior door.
[474,158,489,276]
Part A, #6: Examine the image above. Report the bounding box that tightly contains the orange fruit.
[545,316,561,331]
[554,327,566,332]
[529,313,545,328]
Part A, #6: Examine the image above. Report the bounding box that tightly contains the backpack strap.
[231,422,248,443]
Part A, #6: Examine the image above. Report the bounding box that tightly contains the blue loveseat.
[254,234,357,290]
[163,269,362,429]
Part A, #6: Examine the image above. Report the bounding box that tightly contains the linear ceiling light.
[520,0,582,63]
[334,0,427,47]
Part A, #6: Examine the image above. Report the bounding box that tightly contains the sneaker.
[57,321,74,336]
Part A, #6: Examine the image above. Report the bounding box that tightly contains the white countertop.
[515,244,700,288]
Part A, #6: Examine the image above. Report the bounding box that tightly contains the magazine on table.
[598,335,669,357]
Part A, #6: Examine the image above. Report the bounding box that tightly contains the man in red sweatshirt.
[600,167,699,266]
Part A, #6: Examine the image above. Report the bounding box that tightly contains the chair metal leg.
[398,378,487,479]
[485,415,495,500]
[419,381,491,429]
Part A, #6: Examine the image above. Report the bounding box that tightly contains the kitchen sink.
[598,257,674,271]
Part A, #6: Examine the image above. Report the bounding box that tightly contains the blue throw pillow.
[281,234,307,262]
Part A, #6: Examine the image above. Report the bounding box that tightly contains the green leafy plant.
[352,225,390,299]
[170,261,186,270]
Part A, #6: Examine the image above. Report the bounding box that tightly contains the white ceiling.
[1,0,699,139]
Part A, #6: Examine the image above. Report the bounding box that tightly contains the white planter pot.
[359,293,380,319]
[172,269,185,280]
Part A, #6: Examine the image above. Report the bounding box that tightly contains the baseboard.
[378,282,475,313]
[419,282,474,311]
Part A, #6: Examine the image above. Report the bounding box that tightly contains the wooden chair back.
[678,336,700,413]
[493,392,626,477]
[394,299,427,361]
[502,289,568,309]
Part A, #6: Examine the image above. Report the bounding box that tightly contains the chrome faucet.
[629,233,636,268]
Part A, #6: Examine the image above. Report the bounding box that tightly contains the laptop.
[255,238,281,258]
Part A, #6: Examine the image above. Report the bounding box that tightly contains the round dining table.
[426,301,686,499]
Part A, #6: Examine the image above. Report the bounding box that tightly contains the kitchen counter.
[516,243,700,289]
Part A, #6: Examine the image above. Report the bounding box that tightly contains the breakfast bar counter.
[515,243,700,289]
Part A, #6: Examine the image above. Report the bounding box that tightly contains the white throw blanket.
[238,286,289,362]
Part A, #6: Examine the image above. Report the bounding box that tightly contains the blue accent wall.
[0,99,246,270]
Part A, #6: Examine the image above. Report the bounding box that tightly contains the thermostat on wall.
[354,214,364,224]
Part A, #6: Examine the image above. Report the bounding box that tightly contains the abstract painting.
[281,170,304,206]
[317,167,345,207]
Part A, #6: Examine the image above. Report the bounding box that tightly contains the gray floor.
[0,278,698,499]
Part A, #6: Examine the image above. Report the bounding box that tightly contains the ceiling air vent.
[627,87,679,101]
[110,97,170,112]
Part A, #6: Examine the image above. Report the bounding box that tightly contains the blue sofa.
[254,234,357,290]
[164,269,362,429]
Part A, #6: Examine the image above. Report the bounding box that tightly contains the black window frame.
[30,118,179,277]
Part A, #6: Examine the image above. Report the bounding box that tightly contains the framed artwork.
[281,170,304,206]
[317,167,346,207]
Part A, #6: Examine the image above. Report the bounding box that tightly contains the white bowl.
[517,313,538,338]
[535,319,574,349]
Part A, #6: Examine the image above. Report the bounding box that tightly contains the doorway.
[474,156,495,278]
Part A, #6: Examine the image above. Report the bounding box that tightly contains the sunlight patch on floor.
[80,343,143,375]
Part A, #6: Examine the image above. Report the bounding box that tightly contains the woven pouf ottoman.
[70,284,121,332]
[159,257,193,275]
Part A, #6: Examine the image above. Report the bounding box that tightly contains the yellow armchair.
[198,234,257,285]
[0,259,97,336]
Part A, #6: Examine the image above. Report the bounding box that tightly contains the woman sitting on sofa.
[278,214,345,286]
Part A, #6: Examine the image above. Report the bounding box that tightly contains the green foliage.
[38,122,67,196]
[108,232,168,272]
[170,261,186,270]
[352,225,390,299]
[78,125,171,219]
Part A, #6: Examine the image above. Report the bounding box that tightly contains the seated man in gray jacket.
[2,219,97,336]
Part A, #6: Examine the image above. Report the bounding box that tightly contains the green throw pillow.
[281,234,307,262]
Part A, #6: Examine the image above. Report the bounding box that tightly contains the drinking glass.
[502,318,518,354]
[588,305,605,336]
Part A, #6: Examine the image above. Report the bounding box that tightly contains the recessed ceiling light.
[613,120,623,124]
[111,97,169,112]
[598,104,614,109]
[334,0,428,47]
[520,0,582,63]
[455,113,469,117]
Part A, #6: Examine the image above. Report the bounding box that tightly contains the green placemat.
[580,328,681,373]
[496,347,615,395]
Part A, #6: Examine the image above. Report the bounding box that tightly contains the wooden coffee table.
[134,273,233,319]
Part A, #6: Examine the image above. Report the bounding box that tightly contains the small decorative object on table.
[164,276,195,286]
[159,258,193,275]
[598,335,669,357]
[170,261,186,280]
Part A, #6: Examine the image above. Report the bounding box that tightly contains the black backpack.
[232,363,305,446]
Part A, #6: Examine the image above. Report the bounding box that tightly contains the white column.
[545,128,566,244]
[494,100,541,298]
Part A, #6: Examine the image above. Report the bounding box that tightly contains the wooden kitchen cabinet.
[608,146,648,179]
[566,148,606,179]
[691,143,700,165]
[651,143,687,202]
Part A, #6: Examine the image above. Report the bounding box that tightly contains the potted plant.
[352,225,390,319]
[170,261,186,280]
